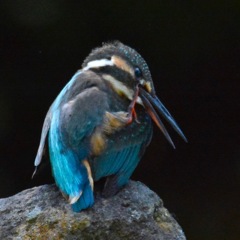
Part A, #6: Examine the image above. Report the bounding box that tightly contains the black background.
[0,1,239,239]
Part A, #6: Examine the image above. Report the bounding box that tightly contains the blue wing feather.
[91,148,129,180]
[91,144,144,198]
[91,143,147,196]
[48,109,88,199]
[47,72,109,211]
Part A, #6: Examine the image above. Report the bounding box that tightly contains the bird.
[33,41,187,212]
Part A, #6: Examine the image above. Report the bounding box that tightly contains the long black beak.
[139,88,187,148]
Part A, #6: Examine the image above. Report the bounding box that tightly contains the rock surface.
[0,181,186,240]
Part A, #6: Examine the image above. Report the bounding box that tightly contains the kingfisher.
[33,41,187,212]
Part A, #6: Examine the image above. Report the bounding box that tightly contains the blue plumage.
[48,109,92,207]
[34,42,186,212]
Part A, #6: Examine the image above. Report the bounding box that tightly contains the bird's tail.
[72,182,94,212]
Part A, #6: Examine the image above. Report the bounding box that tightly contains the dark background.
[0,1,239,239]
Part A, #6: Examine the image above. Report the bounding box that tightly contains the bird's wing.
[59,86,110,148]
[49,85,109,211]
[33,70,106,171]
[33,70,82,171]
[91,118,153,197]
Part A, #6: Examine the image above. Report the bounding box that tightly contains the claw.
[126,85,140,124]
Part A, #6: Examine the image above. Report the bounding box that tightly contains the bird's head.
[82,41,187,147]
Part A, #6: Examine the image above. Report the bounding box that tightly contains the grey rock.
[0,181,186,240]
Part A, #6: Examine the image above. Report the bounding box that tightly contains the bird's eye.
[134,67,142,79]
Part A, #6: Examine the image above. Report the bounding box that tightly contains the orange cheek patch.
[111,56,134,77]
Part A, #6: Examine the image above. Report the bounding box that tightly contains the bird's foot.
[126,107,140,124]
[126,84,140,124]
